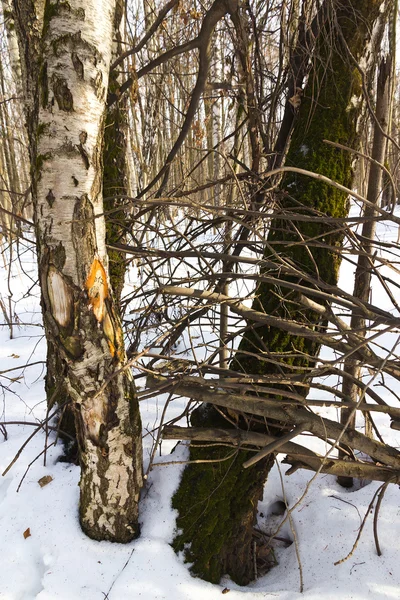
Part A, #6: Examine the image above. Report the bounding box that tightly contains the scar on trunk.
[86,258,120,357]
[47,267,74,328]
[83,394,107,445]
[86,258,109,322]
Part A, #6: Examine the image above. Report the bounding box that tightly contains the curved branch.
[136,0,237,197]
[111,0,180,70]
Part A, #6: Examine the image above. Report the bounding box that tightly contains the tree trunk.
[47,0,131,445]
[172,405,273,585]
[12,0,142,542]
[103,0,130,304]
[338,54,392,487]
[172,0,387,584]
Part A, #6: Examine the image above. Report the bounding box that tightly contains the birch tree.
[11,0,142,542]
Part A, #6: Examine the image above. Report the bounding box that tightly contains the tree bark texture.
[338,55,392,486]
[12,0,143,542]
[172,0,387,585]
[103,0,130,303]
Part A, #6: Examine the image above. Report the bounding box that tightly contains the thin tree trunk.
[103,0,130,303]
[338,54,392,487]
[1,0,23,95]
[12,0,142,542]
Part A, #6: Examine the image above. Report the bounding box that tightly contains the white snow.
[0,229,399,600]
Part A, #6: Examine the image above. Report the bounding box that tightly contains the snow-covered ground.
[0,233,400,600]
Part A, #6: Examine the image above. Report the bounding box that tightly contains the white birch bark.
[12,0,143,542]
[1,0,22,94]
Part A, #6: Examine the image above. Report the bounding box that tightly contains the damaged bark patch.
[51,74,74,111]
[47,266,74,328]
[77,143,90,169]
[77,131,89,168]
[93,70,104,100]
[46,189,55,207]
[72,195,97,280]
[83,395,107,444]
[71,52,84,79]
[103,311,116,356]
[86,258,109,322]
[40,62,49,108]
[61,333,84,359]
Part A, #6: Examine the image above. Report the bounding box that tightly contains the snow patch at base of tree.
[0,246,399,600]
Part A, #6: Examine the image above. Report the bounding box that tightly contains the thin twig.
[373,480,391,556]
[334,482,386,566]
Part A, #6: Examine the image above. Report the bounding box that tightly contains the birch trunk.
[12,0,142,542]
[1,0,23,96]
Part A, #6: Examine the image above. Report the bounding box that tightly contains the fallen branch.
[149,374,400,468]
[163,425,400,483]
[160,286,400,381]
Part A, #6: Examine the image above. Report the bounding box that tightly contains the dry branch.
[160,286,400,381]
[148,373,400,468]
[162,425,400,484]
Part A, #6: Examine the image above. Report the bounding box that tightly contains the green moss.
[35,152,52,181]
[3,9,15,32]
[103,73,129,302]
[233,0,382,378]
[172,1,386,586]
[172,406,273,584]
[60,334,84,359]
[37,121,50,138]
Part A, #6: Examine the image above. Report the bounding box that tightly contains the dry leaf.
[9,353,20,359]
[222,589,230,594]
[38,475,53,488]
[23,528,31,539]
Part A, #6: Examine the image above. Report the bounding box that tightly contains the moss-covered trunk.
[172,405,274,584]
[103,0,130,304]
[172,0,386,585]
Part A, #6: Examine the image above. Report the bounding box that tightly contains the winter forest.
[1,0,400,598]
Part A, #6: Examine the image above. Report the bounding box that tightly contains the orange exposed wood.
[86,258,109,322]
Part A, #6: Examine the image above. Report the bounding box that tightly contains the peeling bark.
[12,0,143,542]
